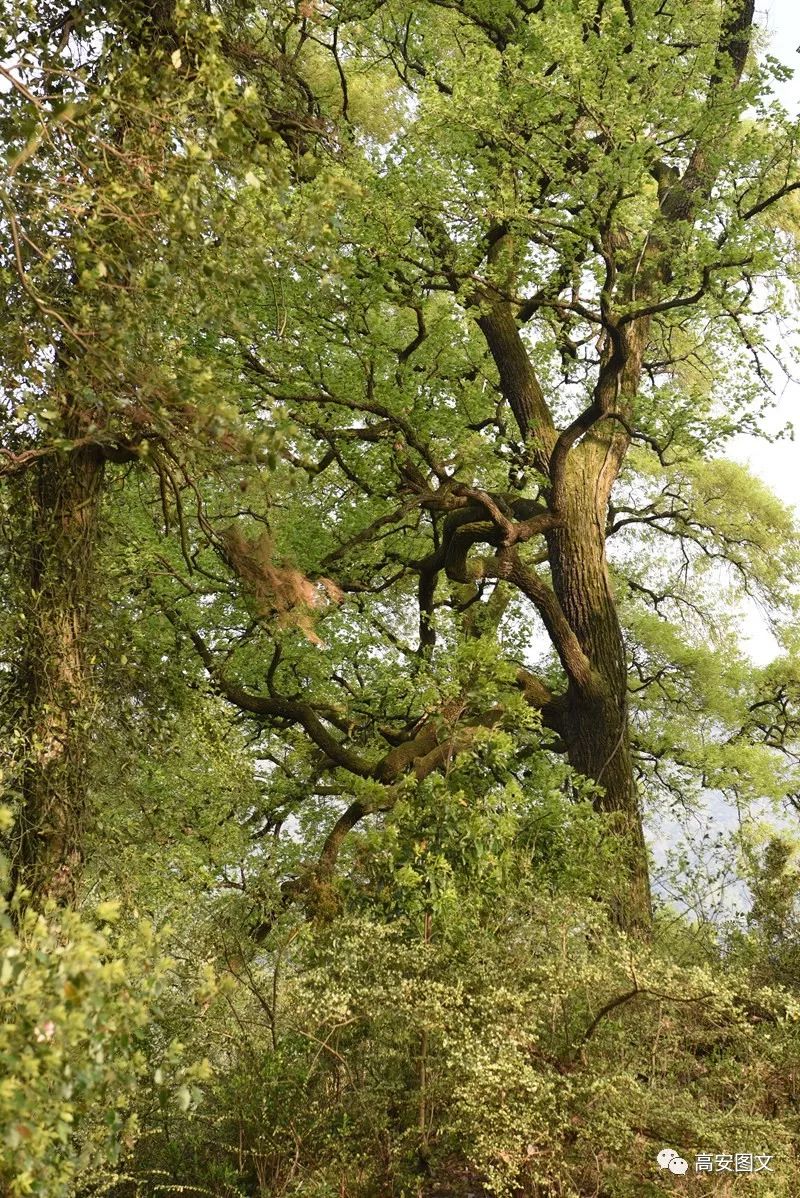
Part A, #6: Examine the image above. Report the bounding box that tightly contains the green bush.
[0,840,187,1198]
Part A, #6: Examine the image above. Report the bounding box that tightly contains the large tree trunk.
[476,304,652,933]
[11,437,105,904]
[547,436,652,933]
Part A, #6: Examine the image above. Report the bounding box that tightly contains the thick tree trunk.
[11,439,105,904]
[547,440,652,934]
[474,304,652,933]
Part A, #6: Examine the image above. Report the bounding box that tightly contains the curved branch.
[495,548,594,691]
[182,624,378,778]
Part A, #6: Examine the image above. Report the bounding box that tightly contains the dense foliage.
[2,0,800,1194]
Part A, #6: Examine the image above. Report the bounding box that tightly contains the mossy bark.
[12,437,105,903]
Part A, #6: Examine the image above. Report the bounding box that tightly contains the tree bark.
[476,301,652,932]
[546,435,652,932]
[10,435,105,904]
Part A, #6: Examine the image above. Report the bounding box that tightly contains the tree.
[0,0,284,901]
[155,0,800,936]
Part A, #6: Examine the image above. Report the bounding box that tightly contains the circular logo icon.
[668,1157,689,1175]
[657,1148,679,1168]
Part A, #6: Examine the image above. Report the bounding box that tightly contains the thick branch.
[477,303,556,467]
[494,548,594,691]
[184,626,378,778]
